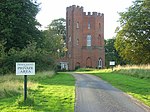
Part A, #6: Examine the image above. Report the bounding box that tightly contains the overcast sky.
[36,0,134,39]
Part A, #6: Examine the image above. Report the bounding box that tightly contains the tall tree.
[43,18,67,58]
[42,29,66,59]
[48,18,66,40]
[0,0,42,51]
[115,0,150,64]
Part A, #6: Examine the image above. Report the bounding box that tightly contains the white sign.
[109,61,115,66]
[16,62,35,75]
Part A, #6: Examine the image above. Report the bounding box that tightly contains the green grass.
[114,65,150,79]
[0,72,75,112]
[76,69,150,107]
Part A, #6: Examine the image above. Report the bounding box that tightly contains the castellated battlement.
[67,5,104,17]
[83,11,104,17]
[67,5,83,11]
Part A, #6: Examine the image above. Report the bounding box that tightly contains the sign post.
[16,62,35,101]
[24,75,27,101]
[109,61,115,71]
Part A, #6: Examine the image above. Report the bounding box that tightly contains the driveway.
[72,73,150,112]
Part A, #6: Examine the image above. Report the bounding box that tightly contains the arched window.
[77,22,79,28]
[88,21,90,29]
[77,39,79,45]
[68,35,71,42]
[99,23,101,30]
[98,58,102,69]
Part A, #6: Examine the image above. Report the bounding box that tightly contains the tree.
[115,0,150,64]
[47,18,66,40]
[43,18,67,58]
[0,0,42,51]
[105,38,125,68]
[42,29,66,59]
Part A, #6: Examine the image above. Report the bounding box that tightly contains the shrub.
[0,42,56,75]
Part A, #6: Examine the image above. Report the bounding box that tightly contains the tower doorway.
[86,57,92,68]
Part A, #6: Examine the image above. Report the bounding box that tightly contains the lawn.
[76,69,150,107]
[0,72,75,112]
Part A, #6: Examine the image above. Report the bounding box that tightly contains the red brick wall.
[66,5,105,70]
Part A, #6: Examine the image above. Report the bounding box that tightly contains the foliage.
[43,18,67,58]
[115,0,150,64]
[105,38,125,68]
[0,42,55,75]
[0,0,68,75]
[48,18,66,40]
[0,1,67,74]
[0,72,75,112]
[0,0,42,51]
[43,29,66,58]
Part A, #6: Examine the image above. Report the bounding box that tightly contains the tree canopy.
[115,0,150,64]
[43,18,67,58]
[0,0,42,51]
[47,18,66,40]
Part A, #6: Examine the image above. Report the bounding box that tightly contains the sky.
[36,0,134,39]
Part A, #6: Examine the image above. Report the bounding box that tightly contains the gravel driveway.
[72,73,150,112]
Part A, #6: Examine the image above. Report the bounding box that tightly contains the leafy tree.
[115,0,150,64]
[42,28,66,59]
[0,0,42,51]
[43,18,67,58]
[105,38,125,68]
[47,18,66,40]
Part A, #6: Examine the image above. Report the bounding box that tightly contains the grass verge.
[0,72,75,112]
[77,69,150,107]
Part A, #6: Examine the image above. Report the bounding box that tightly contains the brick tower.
[63,5,105,70]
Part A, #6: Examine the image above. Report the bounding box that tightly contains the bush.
[0,42,56,75]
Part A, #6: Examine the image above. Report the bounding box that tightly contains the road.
[72,73,150,112]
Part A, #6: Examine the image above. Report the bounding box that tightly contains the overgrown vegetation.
[0,42,56,75]
[0,72,75,112]
[114,64,150,79]
[0,0,66,75]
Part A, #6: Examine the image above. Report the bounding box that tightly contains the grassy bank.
[0,72,75,112]
[76,68,150,107]
[114,64,150,79]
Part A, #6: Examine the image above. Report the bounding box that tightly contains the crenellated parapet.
[83,11,104,17]
[67,5,104,17]
[66,5,83,11]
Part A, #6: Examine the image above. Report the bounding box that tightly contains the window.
[99,23,101,29]
[77,39,79,45]
[68,36,71,42]
[98,58,102,68]
[88,22,90,29]
[69,52,71,58]
[68,20,70,26]
[76,22,79,28]
[87,35,91,46]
